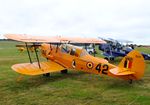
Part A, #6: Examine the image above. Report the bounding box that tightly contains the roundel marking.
[72,60,76,69]
[86,62,94,69]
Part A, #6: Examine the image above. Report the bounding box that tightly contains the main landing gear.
[43,70,68,77]
[43,73,50,77]
[61,69,68,74]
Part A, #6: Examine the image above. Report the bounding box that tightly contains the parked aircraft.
[4,34,145,83]
[99,38,150,61]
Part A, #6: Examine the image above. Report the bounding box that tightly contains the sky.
[0,0,150,45]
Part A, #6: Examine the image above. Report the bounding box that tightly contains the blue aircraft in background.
[98,38,150,61]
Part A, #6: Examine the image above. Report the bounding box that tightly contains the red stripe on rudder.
[128,61,132,69]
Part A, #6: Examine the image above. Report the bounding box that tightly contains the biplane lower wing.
[12,61,66,75]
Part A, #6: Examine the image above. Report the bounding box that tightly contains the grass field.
[0,41,150,105]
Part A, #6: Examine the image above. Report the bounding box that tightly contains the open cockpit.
[60,44,89,57]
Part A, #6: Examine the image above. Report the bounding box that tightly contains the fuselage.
[40,43,117,77]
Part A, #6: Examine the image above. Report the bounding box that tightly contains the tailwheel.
[43,73,50,77]
[61,70,68,74]
[129,79,133,84]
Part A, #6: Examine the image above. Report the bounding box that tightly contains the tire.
[129,79,133,84]
[61,70,68,74]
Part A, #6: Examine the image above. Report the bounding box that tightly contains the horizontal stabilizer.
[109,67,135,76]
[12,61,65,75]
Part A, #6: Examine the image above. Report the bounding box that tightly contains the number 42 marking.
[95,63,109,74]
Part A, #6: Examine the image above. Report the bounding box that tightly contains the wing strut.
[25,42,32,63]
[49,43,52,51]
[56,43,59,53]
[33,43,41,69]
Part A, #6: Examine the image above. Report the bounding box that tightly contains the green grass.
[0,41,150,105]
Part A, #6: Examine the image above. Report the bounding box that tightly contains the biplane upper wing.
[4,34,60,43]
[12,61,66,75]
[4,34,106,44]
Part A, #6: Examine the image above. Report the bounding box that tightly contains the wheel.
[129,79,133,84]
[43,73,50,77]
[61,70,68,74]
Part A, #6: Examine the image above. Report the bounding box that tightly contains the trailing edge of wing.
[11,61,66,75]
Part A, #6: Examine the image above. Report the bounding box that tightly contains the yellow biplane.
[5,34,145,83]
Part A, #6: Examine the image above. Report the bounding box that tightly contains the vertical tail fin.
[110,50,145,80]
[119,50,145,80]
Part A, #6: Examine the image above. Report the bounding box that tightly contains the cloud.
[0,0,150,45]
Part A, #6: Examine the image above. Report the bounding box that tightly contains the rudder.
[118,50,145,80]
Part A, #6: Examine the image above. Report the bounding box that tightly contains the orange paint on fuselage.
[41,43,117,77]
